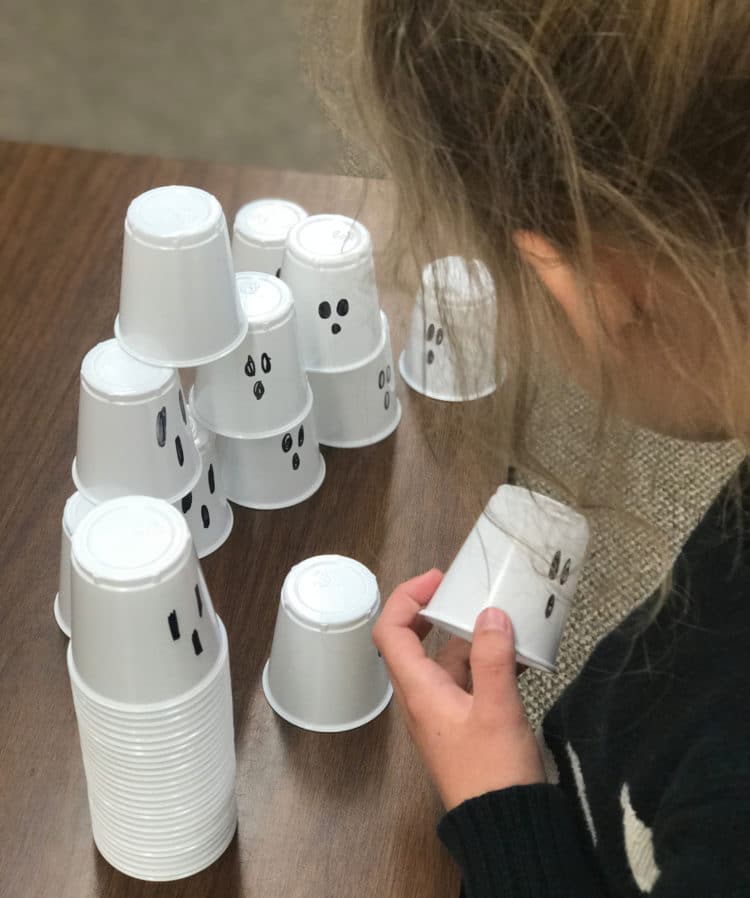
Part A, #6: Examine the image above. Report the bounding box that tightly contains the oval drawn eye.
[181,493,192,513]
[178,391,187,425]
[208,464,215,494]
[261,353,271,374]
[275,267,282,278]
[282,433,293,453]
[560,559,571,585]
[298,426,305,447]
[156,407,167,447]
[378,370,385,389]
[319,301,332,319]
[337,298,349,316]
[175,435,184,467]
[244,355,256,377]
[426,323,435,341]
[549,550,561,579]
[436,328,444,345]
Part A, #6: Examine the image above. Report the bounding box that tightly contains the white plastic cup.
[232,199,308,275]
[175,420,233,558]
[215,389,326,510]
[70,497,223,704]
[399,257,498,402]
[281,214,382,369]
[307,310,401,448]
[190,272,309,438]
[72,340,201,504]
[262,555,392,732]
[115,185,247,367]
[420,485,590,672]
[54,491,96,637]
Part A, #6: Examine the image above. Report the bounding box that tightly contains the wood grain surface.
[0,142,504,898]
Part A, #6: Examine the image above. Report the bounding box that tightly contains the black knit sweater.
[438,466,750,897]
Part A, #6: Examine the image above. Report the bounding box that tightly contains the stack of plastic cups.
[281,214,401,448]
[175,417,234,558]
[54,491,96,637]
[68,497,237,880]
[399,257,499,402]
[191,271,326,509]
[232,199,308,276]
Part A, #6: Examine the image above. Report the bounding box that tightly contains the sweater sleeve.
[437,784,603,898]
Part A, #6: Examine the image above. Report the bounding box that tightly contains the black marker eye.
[192,630,203,656]
[275,267,281,278]
[337,298,349,316]
[427,350,435,365]
[386,365,391,383]
[175,435,184,466]
[282,433,293,453]
[244,355,256,377]
[378,370,385,389]
[208,464,215,494]
[168,610,180,640]
[436,328,444,345]
[384,391,391,410]
[298,426,304,447]
[545,595,555,618]
[549,550,561,579]
[560,559,571,585]
[181,493,192,513]
[156,407,167,447]
[201,505,210,529]
[319,301,331,319]
[253,381,265,400]
[195,584,203,617]
[292,452,300,470]
[261,353,271,374]
[426,323,435,341]
[178,391,187,425]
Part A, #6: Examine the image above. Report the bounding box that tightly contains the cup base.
[318,400,402,450]
[398,352,496,403]
[53,593,71,638]
[225,457,326,511]
[194,502,234,558]
[419,610,556,674]
[261,661,393,733]
[114,315,249,370]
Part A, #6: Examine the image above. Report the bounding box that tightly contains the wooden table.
[0,141,504,898]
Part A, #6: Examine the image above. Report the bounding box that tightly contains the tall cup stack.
[281,215,401,448]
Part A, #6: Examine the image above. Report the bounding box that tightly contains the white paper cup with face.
[281,214,382,369]
[263,555,392,732]
[175,421,233,558]
[232,199,308,275]
[399,257,498,402]
[54,491,97,637]
[70,497,223,704]
[190,272,309,438]
[307,311,401,448]
[215,389,326,510]
[115,185,247,367]
[420,485,590,672]
[72,340,201,504]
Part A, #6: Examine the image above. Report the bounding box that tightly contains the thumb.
[470,608,521,720]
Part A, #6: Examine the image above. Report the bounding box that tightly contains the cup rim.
[190,383,313,441]
[53,593,71,638]
[225,455,326,511]
[71,452,203,507]
[398,351,497,403]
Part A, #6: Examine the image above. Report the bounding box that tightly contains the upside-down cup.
[399,257,498,402]
[70,497,223,704]
[115,185,247,367]
[175,420,233,558]
[263,555,392,732]
[54,491,97,637]
[232,199,308,275]
[307,311,401,448]
[72,339,201,504]
[215,388,325,510]
[420,485,590,672]
[281,214,382,369]
[190,272,309,437]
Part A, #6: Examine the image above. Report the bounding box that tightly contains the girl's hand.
[373,569,545,811]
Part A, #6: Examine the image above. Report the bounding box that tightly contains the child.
[315,1,750,895]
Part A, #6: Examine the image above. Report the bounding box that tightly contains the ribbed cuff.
[437,784,601,898]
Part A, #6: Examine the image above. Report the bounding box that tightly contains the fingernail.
[478,607,510,632]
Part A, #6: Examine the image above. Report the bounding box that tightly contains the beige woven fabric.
[516,371,744,729]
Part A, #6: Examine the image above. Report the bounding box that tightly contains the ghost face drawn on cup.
[244,352,272,400]
[167,582,208,657]
[425,322,444,366]
[281,426,305,470]
[318,298,350,336]
[544,550,573,620]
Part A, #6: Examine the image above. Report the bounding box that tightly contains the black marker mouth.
[331,323,341,335]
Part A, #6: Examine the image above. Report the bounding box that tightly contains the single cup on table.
[399,256,499,402]
[115,185,247,368]
[175,416,233,558]
[67,496,237,881]
[54,491,96,637]
[232,198,308,275]
[72,339,201,504]
[263,555,392,732]
[419,484,590,673]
